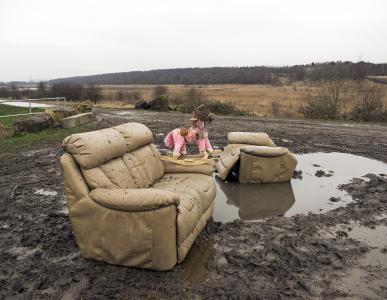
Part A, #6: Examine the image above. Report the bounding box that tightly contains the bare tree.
[301,65,349,119]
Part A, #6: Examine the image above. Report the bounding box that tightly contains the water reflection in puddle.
[213,152,387,222]
[320,223,387,298]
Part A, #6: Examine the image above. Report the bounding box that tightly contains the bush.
[176,88,205,113]
[205,100,246,116]
[152,86,168,100]
[50,82,102,102]
[173,87,246,115]
[350,83,385,121]
[271,101,280,116]
[301,66,348,119]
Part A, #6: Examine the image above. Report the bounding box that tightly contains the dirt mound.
[13,113,52,133]
[0,123,14,138]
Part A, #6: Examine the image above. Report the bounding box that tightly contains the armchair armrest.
[89,188,180,212]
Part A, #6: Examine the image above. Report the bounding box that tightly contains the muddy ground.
[1,109,387,299]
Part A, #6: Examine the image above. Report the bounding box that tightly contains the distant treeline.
[42,61,387,86]
[0,82,102,103]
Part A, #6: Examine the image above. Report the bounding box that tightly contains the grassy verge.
[0,123,98,154]
[0,104,44,127]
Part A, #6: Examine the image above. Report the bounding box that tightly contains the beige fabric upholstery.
[240,145,289,157]
[216,144,247,181]
[227,132,276,147]
[162,159,215,176]
[62,128,127,169]
[69,195,177,270]
[81,144,164,189]
[113,123,153,152]
[89,188,179,211]
[60,153,90,209]
[239,152,297,183]
[216,132,297,183]
[60,122,215,270]
[153,173,216,262]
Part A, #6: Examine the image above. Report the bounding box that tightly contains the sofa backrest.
[62,123,164,189]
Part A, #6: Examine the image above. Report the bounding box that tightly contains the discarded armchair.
[216,132,297,183]
[60,123,216,270]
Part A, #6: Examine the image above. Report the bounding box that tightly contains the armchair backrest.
[61,123,165,190]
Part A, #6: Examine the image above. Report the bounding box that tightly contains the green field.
[0,123,98,153]
[0,103,98,153]
[0,104,43,127]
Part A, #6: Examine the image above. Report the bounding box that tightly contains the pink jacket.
[164,129,186,154]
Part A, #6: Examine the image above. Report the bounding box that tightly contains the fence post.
[29,99,32,114]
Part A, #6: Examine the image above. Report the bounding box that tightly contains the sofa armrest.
[162,159,215,176]
[89,188,180,212]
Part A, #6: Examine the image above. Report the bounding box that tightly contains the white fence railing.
[0,97,66,118]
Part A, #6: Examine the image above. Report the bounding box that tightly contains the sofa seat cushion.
[152,173,216,245]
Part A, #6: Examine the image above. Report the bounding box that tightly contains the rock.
[329,197,341,202]
[149,96,169,111]
[13,113,51,133]
[217,256,228,266]
[315,170,333,177]
[168,104,177,111]
[293,170,303,180]
[60,112,96,129]
[72,100,93,113]
[45,108,78,127]
[0,123,14,138]
[134,100,150,109]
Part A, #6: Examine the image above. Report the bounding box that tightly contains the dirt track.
[1,109,387,299]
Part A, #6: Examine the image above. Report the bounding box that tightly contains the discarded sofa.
[216,132,297,183]
[60,122,216,271]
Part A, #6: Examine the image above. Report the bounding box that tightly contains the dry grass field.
[99,82,387,118]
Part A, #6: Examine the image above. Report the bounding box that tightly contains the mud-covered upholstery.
[61,122,215,270]
[216,132,297,183]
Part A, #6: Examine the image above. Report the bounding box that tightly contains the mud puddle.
[319,222,387,298]
[213,152,387,222]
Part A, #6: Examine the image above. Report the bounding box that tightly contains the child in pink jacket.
[188,119,213,155]
[164,127,190,158]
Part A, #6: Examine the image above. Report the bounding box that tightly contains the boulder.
[72,100,93,113]
[13,113,52,133]
[149,96,169,111]
[0,123,14,138]
[135,100,150,109]
[60,112,96,129]
[45,108,78,127]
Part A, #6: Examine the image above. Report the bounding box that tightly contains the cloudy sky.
[0,0,386,82]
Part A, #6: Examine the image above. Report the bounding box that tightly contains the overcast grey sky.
[0,0,386,82]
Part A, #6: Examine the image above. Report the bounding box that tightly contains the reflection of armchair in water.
[215,177,295,220]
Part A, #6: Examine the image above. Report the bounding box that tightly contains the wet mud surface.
[1,109,387,299]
